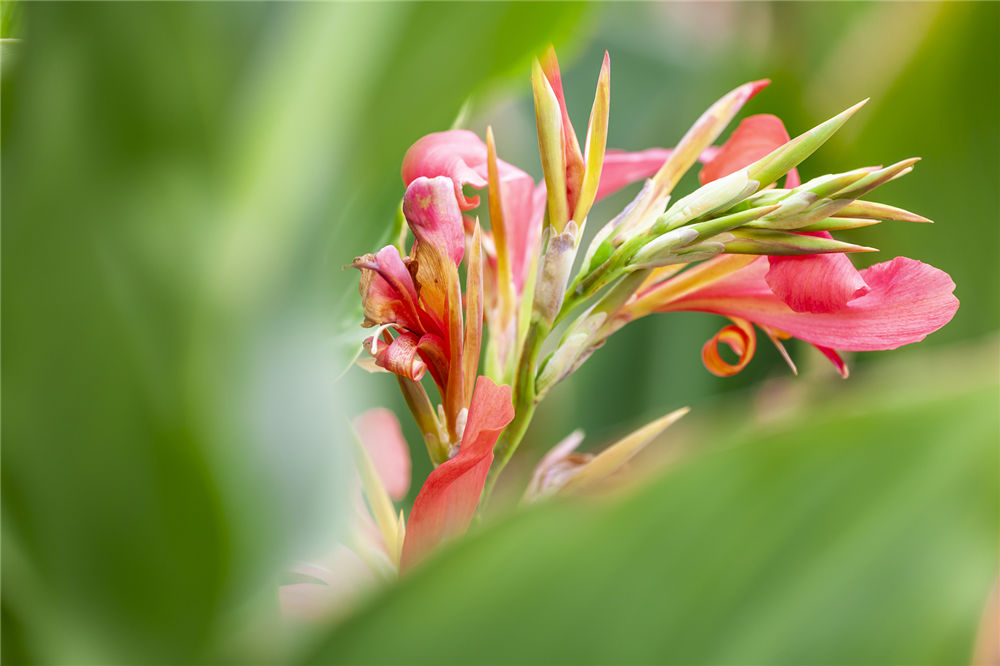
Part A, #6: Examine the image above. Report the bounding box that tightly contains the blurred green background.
[2,2,997,665]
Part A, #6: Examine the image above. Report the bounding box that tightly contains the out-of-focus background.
[3,2,997,665]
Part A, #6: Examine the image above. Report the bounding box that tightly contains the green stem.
[480,321,546,508]
[556,233,653,325]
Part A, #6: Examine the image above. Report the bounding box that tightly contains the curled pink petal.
[401,377,514,570]
[403,176,466,266]
[370,332,426,381]
[352,408,412,502]
[402,130,488,209]
[661,256,958,351]
[700,114,800,188]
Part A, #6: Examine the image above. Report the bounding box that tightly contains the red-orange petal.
[701,318,757,377]
[400,377,514,570]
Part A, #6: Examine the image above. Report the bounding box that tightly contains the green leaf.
[308,375,997,665]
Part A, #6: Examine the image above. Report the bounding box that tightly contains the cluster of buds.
[284,47,958,616]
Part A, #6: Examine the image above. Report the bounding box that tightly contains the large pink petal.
[664,256,958,351]
[403,176,466,266]
[352,408,412,502]
[700,114,800,187]
[400,376,514,570]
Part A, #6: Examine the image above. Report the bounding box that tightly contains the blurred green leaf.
[1,2,589,664]
[308,370,998,665]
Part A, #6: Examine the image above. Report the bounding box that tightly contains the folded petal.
[662,256,958,351]
[402,130,488,209]
[700,114,800,188]
[352,408,412,502]
[765,243,870,314]
[354,246,421,330]
[369,332,426,381]
[403,176,466,266]
[401,376,514,570]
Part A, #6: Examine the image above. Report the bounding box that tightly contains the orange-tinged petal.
[573,51,611,224]
[463,224,484,403]
[540,45,584,213]
[701,318,757,377]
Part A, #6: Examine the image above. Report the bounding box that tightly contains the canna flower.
[354,175,486,454]
[400,49,716,378]
[612,114,959,376]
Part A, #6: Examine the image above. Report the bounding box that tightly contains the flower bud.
[533,222,579,326]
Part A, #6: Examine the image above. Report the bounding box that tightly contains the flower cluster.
[282,47,958,619]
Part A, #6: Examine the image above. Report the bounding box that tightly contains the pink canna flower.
[623,253,958,376]
[615,112,959,376]
[399,50,708,297]
[354,175,485,447]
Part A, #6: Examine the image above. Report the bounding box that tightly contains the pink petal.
[400,376,514,570]
[369,331,426,381]
[354,246,422,330]
[812,344,849,378]
[403,176,466,266]
[402,130,488,209]
[664,256,959,351]
[699,114,800,187]
[499,170,545,292]
[352,408,412,502]
[596,148,674,201]
[766,250,870,314]
[400,130,543,292]
[594,147,724,201]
